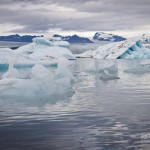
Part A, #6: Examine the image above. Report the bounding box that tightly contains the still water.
[0,59,150,150]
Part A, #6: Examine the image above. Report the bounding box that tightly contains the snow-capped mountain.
[141,34,150,43]
[50,34,93,43]
[93,32,126,42]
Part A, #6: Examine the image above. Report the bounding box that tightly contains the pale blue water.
[0,59,150,150]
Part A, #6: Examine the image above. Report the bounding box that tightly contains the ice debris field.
[0,37,150,99]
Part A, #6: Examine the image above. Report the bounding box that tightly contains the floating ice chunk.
[0,38,76,101]
[99,63,120,81]
[15,37,75,61]
[84,59,120,80]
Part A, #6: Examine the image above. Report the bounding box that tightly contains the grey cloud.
[0,0,150,33]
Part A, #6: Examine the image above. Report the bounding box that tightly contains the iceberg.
[99,63,120,81]
[76,39,150,59]
[0,37,75,65]
[118,41,150,59]
[0,38,76,100]
[15,37,75,62]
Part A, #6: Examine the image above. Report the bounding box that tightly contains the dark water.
[0,41,29,49]
[0,59,150,150]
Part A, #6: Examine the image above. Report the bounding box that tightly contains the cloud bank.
[0,0,150,34]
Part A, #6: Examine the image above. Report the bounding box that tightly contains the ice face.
[118,41,150,59]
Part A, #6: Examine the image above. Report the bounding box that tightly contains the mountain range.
[51,32,126,43]
[0,32,127,43]
[0,34,43,42]
[93,32,126,42]
[51,34,93,43]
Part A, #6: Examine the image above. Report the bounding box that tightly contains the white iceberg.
[0,37,75,70]
[14,37,75,62]
[76,39,150,59]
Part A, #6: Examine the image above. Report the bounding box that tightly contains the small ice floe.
[99,63,120,81]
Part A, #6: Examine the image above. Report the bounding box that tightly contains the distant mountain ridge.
[93,32,126,42]
[0,32,127,43]
[51,34,93,43]
[0,34,43,42]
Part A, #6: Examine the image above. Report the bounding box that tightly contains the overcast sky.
[0,0,150,37]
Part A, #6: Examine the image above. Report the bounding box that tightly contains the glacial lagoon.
[0,58,150,150]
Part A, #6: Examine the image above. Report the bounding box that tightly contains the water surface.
[0,59,150,150]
